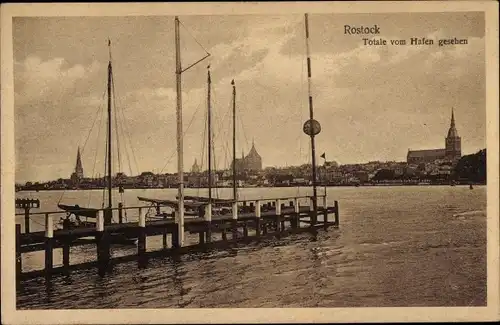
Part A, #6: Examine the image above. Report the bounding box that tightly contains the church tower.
[74,146,84,178]
[445,108,461,161]
[191,158,200,173]
[71,147,84,185]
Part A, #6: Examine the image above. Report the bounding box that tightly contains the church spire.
[451,107,455,128]
[75,146,84,178]
[447,107,458,138]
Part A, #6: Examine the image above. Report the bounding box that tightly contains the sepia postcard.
[1,1,499,324]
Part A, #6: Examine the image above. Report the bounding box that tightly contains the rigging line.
[111,73,123,176]
[237,112,249,151]
[102,100,109,209]
[116,100,134,177]
[80,86,107,157]
[113,78,139,176]
[158,98,205,174]
[57,85,107,206]
[117,100,137,176]
[89,101,106,208]
[109,65,137,176]
[178,19,210,55]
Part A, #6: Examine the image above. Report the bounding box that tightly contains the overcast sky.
[13,12,485,183]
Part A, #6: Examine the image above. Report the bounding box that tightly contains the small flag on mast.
[320,153,326,159]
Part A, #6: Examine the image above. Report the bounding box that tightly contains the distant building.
[407,108,461,164]
[232,140,263,172]
[191,158,201,173]
[70,147,84,184]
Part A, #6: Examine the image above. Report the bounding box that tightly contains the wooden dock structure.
[15,195,339,283]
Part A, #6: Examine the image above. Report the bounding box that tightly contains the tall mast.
[175,16,185,244]
[207,66,212,204]
[305,14,318,218]
[232,79,237,201]
[107,39,113,209]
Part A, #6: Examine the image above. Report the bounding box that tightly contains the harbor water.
[15,185,486,308]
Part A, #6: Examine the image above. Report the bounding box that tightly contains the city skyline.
[13,12,486,183]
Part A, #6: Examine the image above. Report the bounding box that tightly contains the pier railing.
[15,194,339,282]
[15,194,332,233]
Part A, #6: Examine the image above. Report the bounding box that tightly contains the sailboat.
[177,68,239,216]
[138,17,213,221]
[56,40,136,244]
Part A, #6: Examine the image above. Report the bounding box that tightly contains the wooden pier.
[15,195,339,283]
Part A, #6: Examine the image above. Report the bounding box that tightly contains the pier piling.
[62,219,71,272]
[118,202,123,224]
[232,201,238,240]
[205,203,212,243]
[44,213,54,280]
[24,208,30,234]
[138,208,147,268]
[334,200,340,227]
[96,210,109,276]
[162,211,168,249]
[15,194,340,279]
[16,224,22,287]
[172,212,180,249]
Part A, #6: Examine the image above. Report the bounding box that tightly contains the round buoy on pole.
[303,119,321,136]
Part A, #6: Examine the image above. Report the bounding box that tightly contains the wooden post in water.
[44,213,54,280]
[24,207,30,234]
[16,224,22,286]
[323,195,328,229]
[96,210,109,277]
[255,200,262,236]
[232,201,238,240]
[222,225,227,241]
[138,208,147,268]
[280,203,286,230]
[163,211,168,249]
[309,196,316,227]
[275,199,282,232]
[334,200,340,228]
[118,202,123,224]
[243,223,248,238]
[171,211,180,249]
[293,198,300,229]
[205,203,212,243]
[62,219,71,273]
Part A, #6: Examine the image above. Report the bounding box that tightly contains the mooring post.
[232,200,238,240]
[222,226,227,241]
[172,211,180,249]
[291,197,299,229]
[24,207,30,234]
[44,213,54,280]
[323,195,328,229]
[275,199,282,232]
[118,202,123,224]
[162,211,168,249]
[334,200,340,228]
[62,218,71,273]
[243,223,248,238]
[309,196,316,227]
[138,207,147,268]
[255,200,262,236]
[16,224,22,287]
[205,203,212,243]
[280,203,286,230]
[96,209,108,276]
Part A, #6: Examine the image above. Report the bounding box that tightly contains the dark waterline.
[16,186,486,308]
